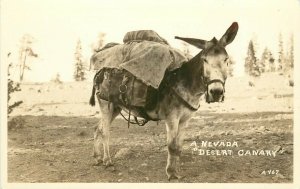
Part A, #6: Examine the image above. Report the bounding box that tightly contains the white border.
[1,0,300,188]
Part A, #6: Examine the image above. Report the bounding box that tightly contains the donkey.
[90,22,238,180]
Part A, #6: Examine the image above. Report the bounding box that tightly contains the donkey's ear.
[175,36,207,49]
[219,22,239,46]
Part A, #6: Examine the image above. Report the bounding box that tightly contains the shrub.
[8,63,23,115]
[8,116,26,130]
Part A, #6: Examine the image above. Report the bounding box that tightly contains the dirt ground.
[7,73,293,183]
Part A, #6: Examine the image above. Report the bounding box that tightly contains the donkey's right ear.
[175,36,207,49]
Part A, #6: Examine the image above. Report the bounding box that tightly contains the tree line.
[73,33,106,81]
[9,32,294,83]
[7,32,294,114]
[245,33,294,77]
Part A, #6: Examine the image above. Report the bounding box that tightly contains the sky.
[1,0,300,82]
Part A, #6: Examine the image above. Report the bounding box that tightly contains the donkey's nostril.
[210,88,224,96]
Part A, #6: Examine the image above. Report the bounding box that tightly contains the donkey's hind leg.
[93,99,120,166]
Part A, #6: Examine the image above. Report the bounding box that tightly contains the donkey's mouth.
[206,94,225,103]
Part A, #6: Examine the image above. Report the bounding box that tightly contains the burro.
[90,22,239,180]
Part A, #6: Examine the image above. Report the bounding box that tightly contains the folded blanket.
[90,40,188,88]
[123,30,169,45]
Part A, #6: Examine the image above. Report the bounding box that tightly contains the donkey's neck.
[177,53,206,95]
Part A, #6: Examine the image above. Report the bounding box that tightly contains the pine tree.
[18,34,38,82]
[74,39,86,81]
[260,47,276,72]
[260,47,268,72]
[278,33,284,71]
[288,34,294,69]
[91,32,106,53]
[245,40,260,77]
[244,41,253,74]
[281,34,294,74]
[52,73,62,84]
[258,58,266,74]
[269,52,275,72]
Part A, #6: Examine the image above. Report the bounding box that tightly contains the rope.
[120,111,140,124]
[127,77,135,128]
[119,111,148,126]
[120,76,149,127]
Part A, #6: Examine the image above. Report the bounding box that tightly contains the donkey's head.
[175,22,238,103]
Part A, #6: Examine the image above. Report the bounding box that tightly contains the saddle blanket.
[90,40,188,89]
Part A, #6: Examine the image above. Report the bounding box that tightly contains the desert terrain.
[7,73,293,182]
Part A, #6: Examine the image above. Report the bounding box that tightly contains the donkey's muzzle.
[207,88,224,103]
[206,80,225,103]
[210,88,224,99]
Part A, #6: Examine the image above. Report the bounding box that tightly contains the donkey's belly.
[118,105,161,121]
[118,105,142,117]
[145,109,162,120]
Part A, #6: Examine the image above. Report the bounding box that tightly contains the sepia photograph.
[1,0,299,188]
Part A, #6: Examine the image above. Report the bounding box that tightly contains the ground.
[7,73,293,183]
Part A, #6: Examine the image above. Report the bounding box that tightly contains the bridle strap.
[207,79,225,87]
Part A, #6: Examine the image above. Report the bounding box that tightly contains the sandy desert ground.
[7,72,293,182]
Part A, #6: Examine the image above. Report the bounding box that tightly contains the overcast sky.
[1,0,299,81]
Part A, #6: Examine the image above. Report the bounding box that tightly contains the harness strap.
[127,77,135,128]
[163,71,200,111]
[107,70,112,110]
[170,88,200,111]
[207,79,225,88]
[127,109,131,128]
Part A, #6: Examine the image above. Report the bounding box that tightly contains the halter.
[206,79,225,88]
[206,79,226,103]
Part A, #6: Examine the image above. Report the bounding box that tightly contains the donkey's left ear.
[219,22,239,46]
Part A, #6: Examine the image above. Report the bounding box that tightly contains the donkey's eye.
[203,58,208,63]
[224,57,229,66]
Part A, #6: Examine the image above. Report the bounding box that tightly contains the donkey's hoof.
[93,155,103,166]
[103,161,115,171]
[167,169,182,181]
[167,174,182,181]
[93,161,103,166]
[103,158,113,167]
[103,162,113,167]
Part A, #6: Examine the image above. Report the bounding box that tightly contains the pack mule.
[90,22,239,180]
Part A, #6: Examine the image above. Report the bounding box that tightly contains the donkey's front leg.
[165,115,189,180]
[94,99,119,166]
[164,115,183,180]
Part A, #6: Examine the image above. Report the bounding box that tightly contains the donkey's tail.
[89,86,96,106]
